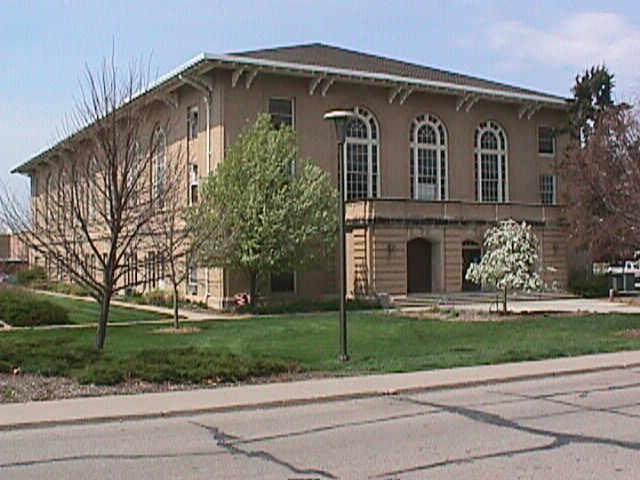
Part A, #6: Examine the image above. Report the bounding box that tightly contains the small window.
[188,106,199,141]
[271,271,295,293]
[189,163,199,205]
[188,266,198,295]
[269,98,294,128]
[30,175,38,197]
[540,174,556,205]
[538,127,555,155]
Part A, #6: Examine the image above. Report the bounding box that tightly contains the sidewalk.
[2,350,640,430]
[400,297,640,315]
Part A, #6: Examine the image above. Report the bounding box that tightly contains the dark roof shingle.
[234,42,564,101]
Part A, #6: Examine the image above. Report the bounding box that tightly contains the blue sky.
[2,0,640,191]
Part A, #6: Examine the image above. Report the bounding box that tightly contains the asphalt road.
[2,368,640,479]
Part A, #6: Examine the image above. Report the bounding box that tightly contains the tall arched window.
[474,121,508,202]
[87,156,98,220]
[410,114,448,200]
[152,127,167,209]
[343,107,379,200]
[58,169,67,227]
[46,173,54,227]
[128,140,141,206]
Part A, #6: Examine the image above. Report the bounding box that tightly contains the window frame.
[474,121,509,203]
[270,270,296,294]
[343,106,380,201]
[268,97,295,129]
[187,105,199,141]
[537,126,555,156]
[410,114,448,201]
[539,174,557,205]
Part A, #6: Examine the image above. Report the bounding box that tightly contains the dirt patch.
[150,326,202,334]
[400,308,585,323]
[616,329,640,338]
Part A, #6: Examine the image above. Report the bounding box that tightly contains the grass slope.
[41,294,170,325]
[1,311,640,384]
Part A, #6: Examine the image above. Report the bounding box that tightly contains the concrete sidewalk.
[2,350,640,430]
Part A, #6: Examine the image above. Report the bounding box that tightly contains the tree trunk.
[95,290,112,350]
[503,286,508,314]
[249,272,258,308]
[173,284,179,329]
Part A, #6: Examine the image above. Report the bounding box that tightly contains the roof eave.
[12,52,571,175]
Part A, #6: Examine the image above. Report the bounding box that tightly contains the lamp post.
[323,109,357,361]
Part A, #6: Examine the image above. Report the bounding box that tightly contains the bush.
[126,289,174,308]
[75,348,294,385]
[568,272,610,298]
[0,287,69,327]
[16,267,46,286]
[47,281,89,297]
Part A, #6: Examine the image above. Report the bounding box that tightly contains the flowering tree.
[465,219,544,313]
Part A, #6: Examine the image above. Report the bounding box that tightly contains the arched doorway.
[407,238,432,293]
[462,240,482,291]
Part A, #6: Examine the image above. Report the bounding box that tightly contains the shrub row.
[236,297,381,315]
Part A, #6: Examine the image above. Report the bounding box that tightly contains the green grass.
[2,311,640,385]
[34,293,170,325]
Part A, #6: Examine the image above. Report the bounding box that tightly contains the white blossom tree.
[465,219,544,313]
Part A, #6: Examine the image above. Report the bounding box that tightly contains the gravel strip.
[0,371,337,404]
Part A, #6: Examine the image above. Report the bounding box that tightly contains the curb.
[2,351,640,431]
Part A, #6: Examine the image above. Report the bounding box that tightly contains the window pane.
[269,98,293,128]
[538,127,555,154]
[271,271,294,293]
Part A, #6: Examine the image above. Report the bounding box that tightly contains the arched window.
[58,169,67,227]
[152,127,166,208]
[410,114,448,200]
[343,107,379,200]
[46,173,54,227]
[87,156,98,220]
[128,140,141,206]
[474,121,508,202]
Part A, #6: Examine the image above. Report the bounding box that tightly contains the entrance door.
[407,238,432,293]
[462,246,482,291]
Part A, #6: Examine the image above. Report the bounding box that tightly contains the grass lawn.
[2,311,640,385]
[37,294,170,325]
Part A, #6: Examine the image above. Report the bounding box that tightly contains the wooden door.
[407,238,432,293]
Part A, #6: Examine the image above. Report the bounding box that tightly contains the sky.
[2,0,640,192]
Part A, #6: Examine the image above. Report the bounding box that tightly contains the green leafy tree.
[190,114,338,306]
[569,65,615,145]
[465,220,544,313]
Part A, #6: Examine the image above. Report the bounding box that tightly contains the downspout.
[178,74,212,303]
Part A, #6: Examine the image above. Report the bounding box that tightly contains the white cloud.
[488,12,640,98]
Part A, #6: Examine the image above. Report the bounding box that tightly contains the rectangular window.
[269,98,294,128]
[188,106,199,141]
[189,163,199,205]
[540,174,556,205]
[188,266,198,295]
[271,271,295,293]
[538,127,555,155]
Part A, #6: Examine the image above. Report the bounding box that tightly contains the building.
[13,43,569,307]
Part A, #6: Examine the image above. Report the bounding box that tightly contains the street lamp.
[323,109,357,361]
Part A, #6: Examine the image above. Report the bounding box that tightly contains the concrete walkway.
[451,297,640,314]
[33,290,244,323]
[2,350,640,430]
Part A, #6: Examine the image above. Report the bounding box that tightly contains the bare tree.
[145,149,198,329]
[0,56,172,350]
[563,103,640,261]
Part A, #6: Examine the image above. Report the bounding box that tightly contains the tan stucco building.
[14,44,570,307]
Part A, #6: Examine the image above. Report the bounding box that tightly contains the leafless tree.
[563,102,640,261]
[145,150,199,329]
[0,56,176,350]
